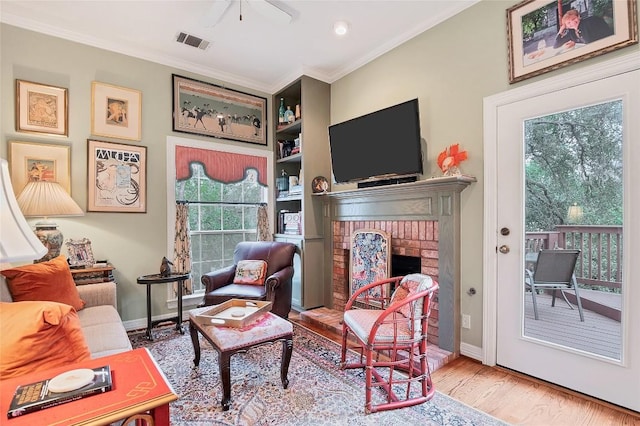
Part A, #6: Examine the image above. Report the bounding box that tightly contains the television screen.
[328,99,423,185]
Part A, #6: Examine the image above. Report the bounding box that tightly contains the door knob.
[499,245,510,254]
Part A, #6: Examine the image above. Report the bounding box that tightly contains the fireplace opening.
[392,254,421,277]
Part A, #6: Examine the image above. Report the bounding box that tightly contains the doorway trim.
[482,51,640,366]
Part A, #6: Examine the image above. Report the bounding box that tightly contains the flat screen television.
[328,98,423,186]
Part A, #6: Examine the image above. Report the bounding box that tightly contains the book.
[7,365,112,419]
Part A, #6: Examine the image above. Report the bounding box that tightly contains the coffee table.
[188,306,293,411]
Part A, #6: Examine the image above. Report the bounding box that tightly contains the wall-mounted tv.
[328,98,423,187]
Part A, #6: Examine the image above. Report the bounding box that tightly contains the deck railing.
[525,225,622,292]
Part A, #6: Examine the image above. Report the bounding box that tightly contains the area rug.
[129,323,508,426]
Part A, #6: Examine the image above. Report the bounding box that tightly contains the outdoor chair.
[200,241,296,319]
[340,273,439,414]
[525,249,584,322]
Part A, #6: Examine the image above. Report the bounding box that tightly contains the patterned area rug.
[129,322,507,426]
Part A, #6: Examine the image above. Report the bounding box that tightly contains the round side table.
[136,272,190,340]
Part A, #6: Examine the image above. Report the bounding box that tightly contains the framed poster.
[91,81,142,141]
[87,139,146,213]
[8,141,71,195]
[15,80,68,136]
[507,0,638,83]
[172,74,267,145]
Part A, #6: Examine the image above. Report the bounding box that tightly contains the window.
[176,164,266,292]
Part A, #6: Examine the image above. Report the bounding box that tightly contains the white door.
[494,68,640,410]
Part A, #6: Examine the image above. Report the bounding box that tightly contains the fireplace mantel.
[326,175,475,353]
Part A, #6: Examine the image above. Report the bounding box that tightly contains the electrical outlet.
[462,314,471,329]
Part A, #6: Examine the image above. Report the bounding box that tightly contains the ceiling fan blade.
[248,0,292,25]
[201,0,232,28]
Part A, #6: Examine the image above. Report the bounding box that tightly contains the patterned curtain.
[256,204,272,241]
[173,202,193,296]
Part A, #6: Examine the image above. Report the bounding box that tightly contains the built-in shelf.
[276,194,303,202]
[277,153,302,163]
[276,119,302,134]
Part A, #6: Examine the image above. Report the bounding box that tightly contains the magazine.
[7,365,112,419]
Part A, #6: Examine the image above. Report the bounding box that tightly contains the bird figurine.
[437,143,468,176]
[160,257,174,277]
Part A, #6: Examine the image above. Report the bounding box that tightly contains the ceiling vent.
[175,32,210,50]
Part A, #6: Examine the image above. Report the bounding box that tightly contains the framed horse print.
[91,81,142,141]
[172,74,267,146]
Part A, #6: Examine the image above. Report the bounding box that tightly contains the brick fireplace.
[332,220,440,345]
[325,176,475,354]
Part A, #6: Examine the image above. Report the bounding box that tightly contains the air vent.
[175,32,210,50]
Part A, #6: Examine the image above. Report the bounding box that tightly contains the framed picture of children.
[507,0,637,83]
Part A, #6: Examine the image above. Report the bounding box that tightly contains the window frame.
[166,135,274,307]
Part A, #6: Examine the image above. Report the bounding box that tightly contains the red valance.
[175,146,267,186]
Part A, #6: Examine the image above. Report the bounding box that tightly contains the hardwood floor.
[289,313,640,425]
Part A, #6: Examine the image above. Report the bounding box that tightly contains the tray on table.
[194,299,272,328]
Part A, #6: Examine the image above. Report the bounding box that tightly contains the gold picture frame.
[87,139,147,213]
[91,81,142,141]
[507,0,638,83]
[8,141,71,196]
[15,79,68,136]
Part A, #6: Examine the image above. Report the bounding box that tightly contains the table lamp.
[567,203,584,224]
[0,158,47,263]
[16,179,84,263]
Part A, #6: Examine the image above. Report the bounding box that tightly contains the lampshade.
[567,203,584,224]
[16,181,84,217]
[0,158,47,262]
[16,180,84,263]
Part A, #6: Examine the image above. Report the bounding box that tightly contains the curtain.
[173,202,193,296]
[256,204,272,241]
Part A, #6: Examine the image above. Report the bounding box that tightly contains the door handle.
[499,245,510,254]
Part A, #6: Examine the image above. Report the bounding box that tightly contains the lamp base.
[34,221,63,263]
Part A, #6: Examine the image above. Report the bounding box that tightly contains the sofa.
[201,241,296,318]
[0,255,132,379]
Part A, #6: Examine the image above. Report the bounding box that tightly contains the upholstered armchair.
[200,241,297,319]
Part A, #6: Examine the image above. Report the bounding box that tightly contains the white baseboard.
[460,342,483,361]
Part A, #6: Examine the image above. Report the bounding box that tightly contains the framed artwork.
[15,79,68,136]
[66,238,95,268]
[172,74,267,146]
[350,229,391,308]
[87,139,147,213]
[91,81,142,141]
[507,0,638,83]
[8,141,71,195]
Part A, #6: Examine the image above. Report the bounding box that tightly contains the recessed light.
[333,21,349,36]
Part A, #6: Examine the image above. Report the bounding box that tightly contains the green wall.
[0,24,272,325]
[330,0,639,348]
[2,0,638,347]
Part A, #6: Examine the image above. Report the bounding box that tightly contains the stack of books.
[7,365,112,418]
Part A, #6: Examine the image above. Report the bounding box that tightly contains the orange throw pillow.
[233,260,268,285]
[0,301,91,380]
[1,255,85,311]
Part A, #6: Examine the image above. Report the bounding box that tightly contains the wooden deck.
[524,291,622,359]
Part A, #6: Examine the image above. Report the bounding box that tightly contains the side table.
[70,264,115,285]
[137,272,190,340]
[0,348,177,425]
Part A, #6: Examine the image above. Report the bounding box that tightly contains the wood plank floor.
[289,312,640,425]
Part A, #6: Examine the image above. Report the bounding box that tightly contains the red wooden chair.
[340,273,439,414]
